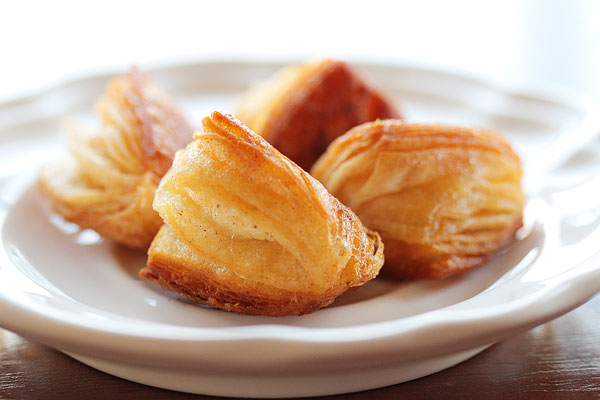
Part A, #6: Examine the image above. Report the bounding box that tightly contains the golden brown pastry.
[236,59,400,171]
[140,111,384,316]
[311,120,525,280]
[38,67,192,250]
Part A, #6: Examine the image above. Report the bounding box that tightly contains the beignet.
[38,67,192,249]
[140,111,384,316]
[311,120,525,280]
[236,59,400,171]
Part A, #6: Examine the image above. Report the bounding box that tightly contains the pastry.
[38,67,193,249]
[236,59,400,170]
[140,111,384,316]
[311,120,525,280]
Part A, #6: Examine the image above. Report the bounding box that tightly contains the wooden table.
[1,295,599,400]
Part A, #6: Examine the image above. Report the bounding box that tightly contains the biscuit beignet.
[236,59,400,171]
[38,68,192,250]
[140,111,384,316]
[311,120,525,280]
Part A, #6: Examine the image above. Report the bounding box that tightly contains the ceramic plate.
[1,61,600,398]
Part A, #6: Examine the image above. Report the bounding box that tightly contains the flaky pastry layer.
[140,112,384,316]
[236,59,400,170]
[38,68,192,249]
[311,120,525,279]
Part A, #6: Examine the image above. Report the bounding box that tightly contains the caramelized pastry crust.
[236,59,400,170]
[38,68,192,249]
[140,112,384,316]
[311,120,525,280]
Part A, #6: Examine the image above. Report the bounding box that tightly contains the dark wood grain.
[1,294,599,400]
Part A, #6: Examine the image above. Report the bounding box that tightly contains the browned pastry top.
[118,67,193,177]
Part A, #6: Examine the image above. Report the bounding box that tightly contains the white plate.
[1,61,600,398]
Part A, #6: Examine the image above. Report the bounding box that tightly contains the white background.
[1,0,599,102]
